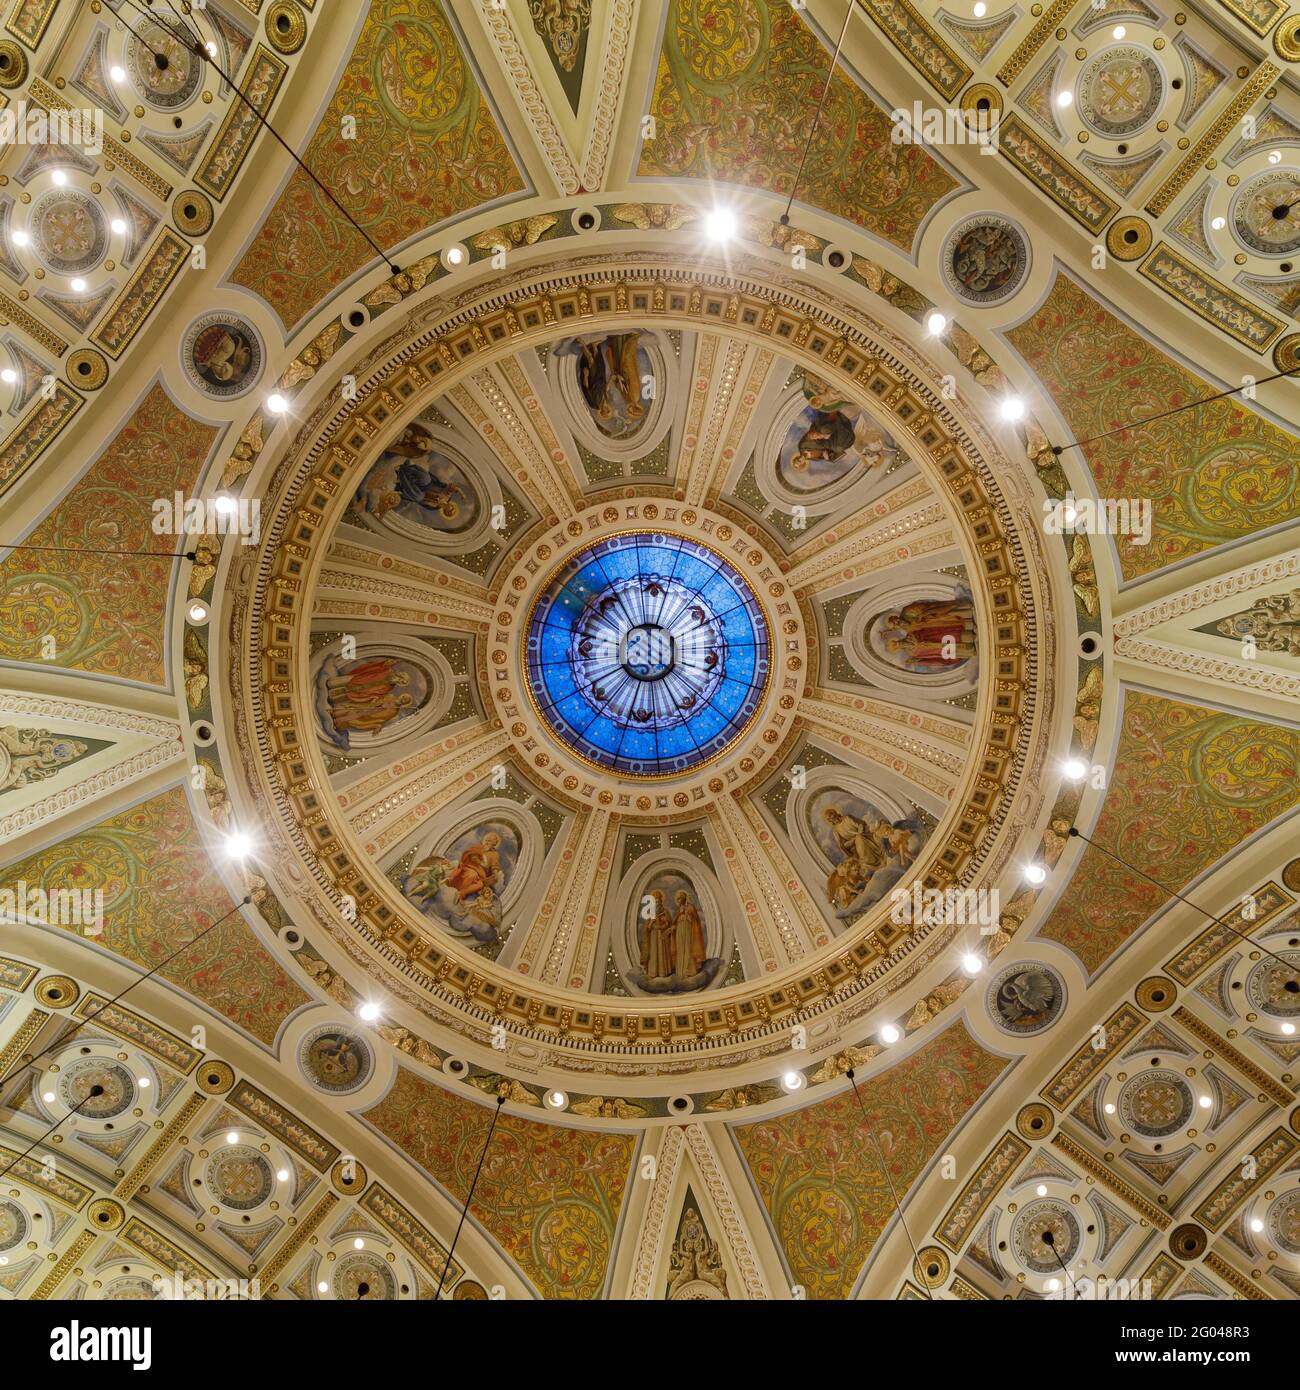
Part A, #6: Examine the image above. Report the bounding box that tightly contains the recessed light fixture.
[317,1280,328,1293]
[186,600,208,623]
[205,41,218,57]
[1046,1277,1060,1292]
[1198,1095,1211,1109]
[70,278,86,292]
[358,1002,381,1022]
[1211,216,1226,230]
[999,396,1026,422]
[110,65,126,83]
[353,1238,365,1250]
[1269,151,1282,164]
[1057,91,1073,108]
[111,217,127,235]
[544,1089,568,1109]
[446,245,465,265]
[1250,1217,1264,1233]
[704,207,737,242]
[1024,863,1047,885]
[1062,758,1087,780]
[973,1,986,13]
[0,368,15,384]
[1282,1022,1296,1036]
[42,1090,56,1104]
[1113,24,1126,38]
[879,1023,901,1045]
[1036,1184,1048,1197]
[51,170,67,187]
[781,1070,805,1092]
[223,830,253,861]
[213,494,236,515]
[926,311,947,335]
[11,230,28,247]
[267,393,288,414]
[961,953,983,976]
[276,1169,289,1182]
[138,1077,150,1089]
[1104,1102,1116,1114]
[225,1131,239,1145]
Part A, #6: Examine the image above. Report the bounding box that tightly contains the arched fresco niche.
[844,575,979,695]
[766,368,901,502]
[552,328,673,459]
[398,803,537,946]
[310,637,450,752]
[791,772,930,924]
[614,854,727,996]
[346,416,492,552]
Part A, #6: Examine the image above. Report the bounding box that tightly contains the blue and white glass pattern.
[525,534,770,776]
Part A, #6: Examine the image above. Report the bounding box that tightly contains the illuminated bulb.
[42,1091,55,1103]
[1104,1102,1116,1115]
[926,311,947,336]
[973,1,986,13]
[11,230,28,247]
[0,369,15,384]
[223,830,252,861]
[1211,216,1226,231]
[353,1238,364,1250]
[51,170,67,186]
[1024,862,1047,885]
[1062,757,1087,780]
[276,1169,289,1182]
[70,278,86,292]
[111,217,127,235]
[225,1131,239,1145]
[205,41,218,57]
[187,601,207,623]
[358,1001,381,1022]
[704,207,737,241]
[1113,24,1126,37]
[266,393,288,414]
[544,1089,567,1109]
[1198,1095,1211,1109]
[999,395,1026,422]
[213,494,236,515]
[1057,90,1073,108]
[1269,151,1282,164]
[446,245,465,265]
[879,1023,901,1045]
[1250,1218,1264,1233]
[1046,1278,1060,1292]
[961,953,983,976]
[1036,1184,1048,1197]
[110,65,126,83]
[781,1070,805,1092]
[1282,1022,1296,1035]
[138,1077,150,1089]
[317,1280,328,1293]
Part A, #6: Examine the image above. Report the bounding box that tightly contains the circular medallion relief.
[1118,1068,1194,1138]
[0,1198,29,1251]
[1011,1199,1080,1273]
[127,21,202,108]
[1266,1189,1300,1254]
[57,1058,134,1119]
[941,215,1030,306]
[986,961,1065,1035]
[1231,170,1300,258]
[1246,950,1300,1018]
[333,1251,398,1300]
[299,1024,374,1094]
[30,190,109,275]
[204,1145,274,1211]
[1078,46,1164,137]
[182,313,265,399]
[524,533,770,777]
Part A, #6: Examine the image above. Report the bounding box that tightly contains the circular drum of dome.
[524,532,770,777]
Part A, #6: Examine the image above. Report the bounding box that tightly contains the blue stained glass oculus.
[524,533,771,777]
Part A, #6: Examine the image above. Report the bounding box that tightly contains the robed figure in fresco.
[880,597,976,670]
[322,658,415,738]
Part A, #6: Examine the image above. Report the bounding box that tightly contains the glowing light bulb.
[353,1238,364,1250]
[1269,151,1282,164]
[317,1280,328,1293]
[999,396,1026,422]
[880,1023,901,1045]
[1282,1022,1296,1036]
[186,601,207,623]
[225,1131,239,1145]
[446,245,465,265]
[267,393,288,414]
[1063,758,1087,780]
[544,1089,568,1109]
[213,494,236,515]
[926,311,947,335]
[110,65,126,83]
[1024,863,1047,885]
[1113,24,1126,38]
[358,1002,380,1022]
[1211,216,1226,230]
[277,1169,289,1182]
[11,230,28,247]
[70,278,86,292]
[1104,1102,1116,1115]
[1046,1278,1060,1292]
[781,1070,804,1092]
[111,217,127,235]
[974,1,986,13]
[0,369,15,384]
[1057,90,1073,108]
[205,41,218,57]
[704,207,737,241]
[51,170,67,187]
[223,831,252,861]
[1036,1184,1048,1197]
[1250,1217,1264,1233]
[1198,1095,1211,1109]
[42,1090,56,1103]
[961,953,983,976]
[138,1077,150,1089]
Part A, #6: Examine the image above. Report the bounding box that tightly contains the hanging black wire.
[436,1094,505,1299]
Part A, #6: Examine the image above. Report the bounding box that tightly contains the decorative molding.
[1114,553,1300,635]
[628,1124,686,1298]
[1114,636,1300,699]
[581,0,635,191]
[683,1124,769,1299]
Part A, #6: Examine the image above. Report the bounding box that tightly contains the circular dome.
[524,533,770,777]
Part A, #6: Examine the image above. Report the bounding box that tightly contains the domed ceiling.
[0,0,1298,1308]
